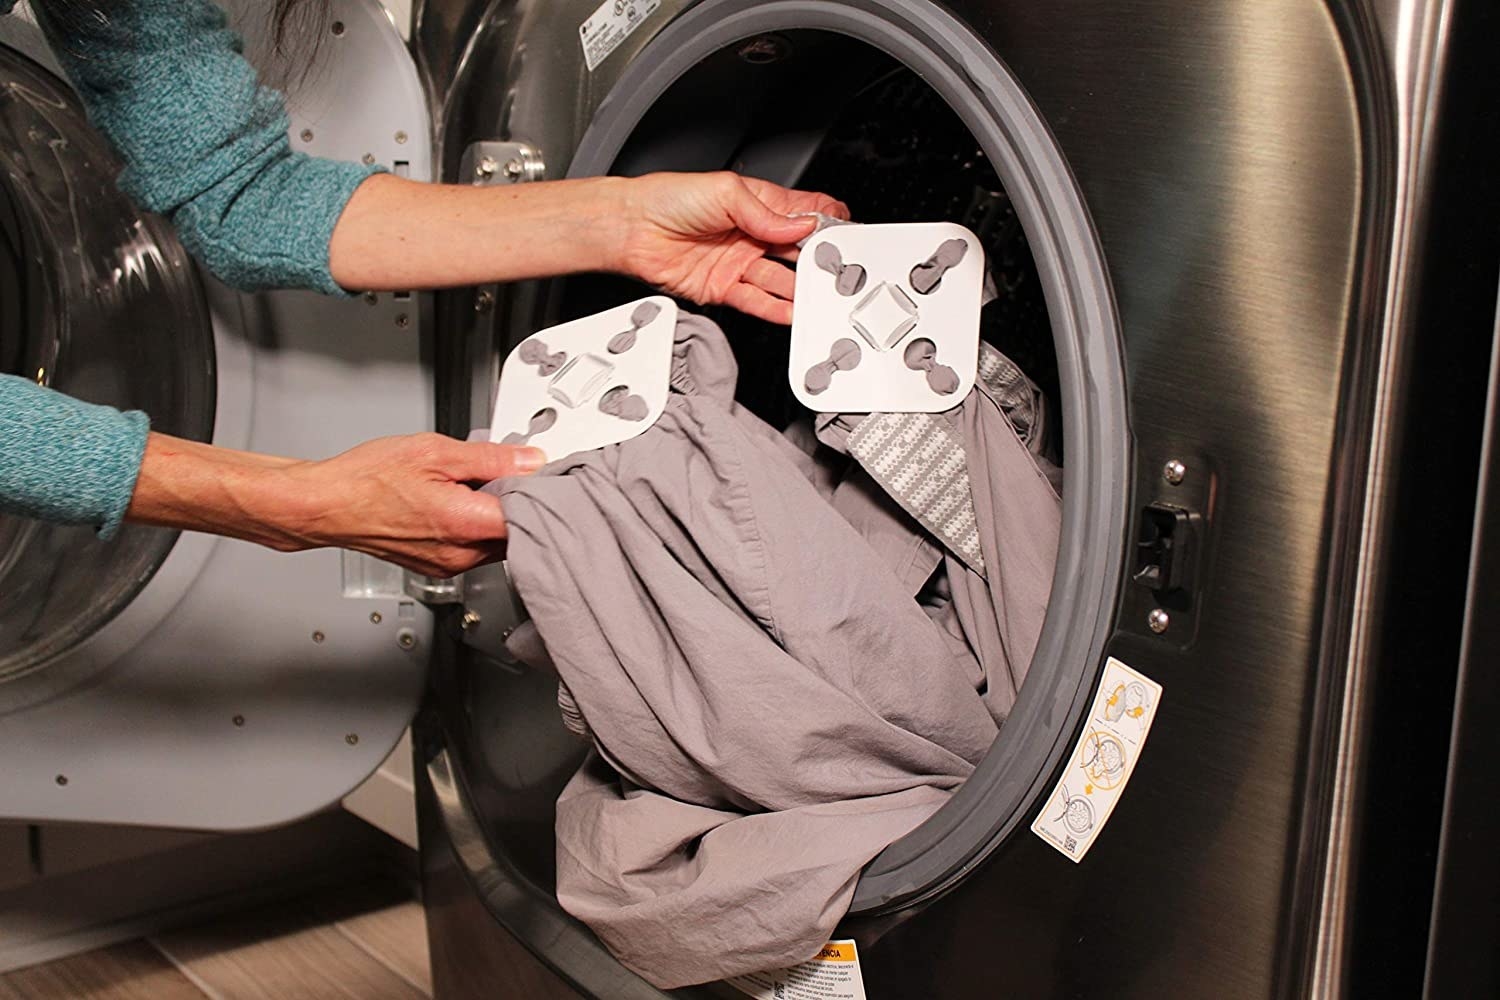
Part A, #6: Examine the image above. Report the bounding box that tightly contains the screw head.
[1148,608,1170,634]
[232,714,245,727]
[312,630,326,644]
[299,128,314,143]
[395,313,410,329]
[345,733,359,746]
[1163,459,1187,486]
[369,611,383,624]
[397,629,417,650]
[330,20,346,36]
[362,291,378,305]
[361,153,376,166]
[55,775,68,786]
[503,158,524,179]
[474,290,494,313]
[460,610,481,631]
[394,130,408,144]
[476,156,498,179]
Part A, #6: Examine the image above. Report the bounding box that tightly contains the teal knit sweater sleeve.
[0,375,149,539]
[0,0,381,537]
[28,0,382,294]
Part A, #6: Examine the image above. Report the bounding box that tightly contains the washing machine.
[2,0,1496,997]
[0,0,438,831]
[407,0,1500,998]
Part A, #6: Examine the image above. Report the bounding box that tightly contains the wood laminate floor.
[0,879,431,1000]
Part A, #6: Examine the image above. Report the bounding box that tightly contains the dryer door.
[0,0,436,831]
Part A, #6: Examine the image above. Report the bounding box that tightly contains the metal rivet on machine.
[345,733,359,746]
[1147,608,1170,634]
[370,611,383,625]
[395,313,410,329]
[1163,459,1187,486]
[460,610,481,631]
[361,153,376,166]
[363,291,378,305]
[300,128,314,143]
[394,130,408,144]
[312,630,326,644]
[397,629,417,650]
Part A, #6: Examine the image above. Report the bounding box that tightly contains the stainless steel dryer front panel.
[412,0,1498,996]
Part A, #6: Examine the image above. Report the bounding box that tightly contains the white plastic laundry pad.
[790,222,983,412]
[491,296,676,459]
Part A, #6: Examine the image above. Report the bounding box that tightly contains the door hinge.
[403,572,465,605]
[458,141,545,186]
[452,561,529,664]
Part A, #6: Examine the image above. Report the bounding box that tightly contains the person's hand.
[278,434,543,577]
[610,172,850,324]
[127,432,544,578]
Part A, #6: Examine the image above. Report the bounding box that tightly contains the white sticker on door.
[1031,657,1163,862]
[727,941,868,1000]
[579,0,661,72]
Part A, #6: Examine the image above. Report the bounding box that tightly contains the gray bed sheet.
[490,313,1060,987]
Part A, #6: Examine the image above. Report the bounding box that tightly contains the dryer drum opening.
[441,0,1128,949]
[563,0,1129,915]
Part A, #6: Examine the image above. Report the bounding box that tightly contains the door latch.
[1133,502,1201,597]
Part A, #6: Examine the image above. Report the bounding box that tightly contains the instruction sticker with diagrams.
[1032,657,1163,862]
[728,941,867,1000]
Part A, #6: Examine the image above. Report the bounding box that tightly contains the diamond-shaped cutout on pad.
[548,353,614,408]
[849,282,919,351]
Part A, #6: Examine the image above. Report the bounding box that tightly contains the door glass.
[0,47,214,685]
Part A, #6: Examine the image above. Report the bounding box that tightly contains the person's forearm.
[125,433,311,550]
[327,174,632,291]
[124,431,541,578]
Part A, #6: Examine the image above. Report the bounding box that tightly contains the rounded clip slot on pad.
[903,337,960,395]
[599,385,650,421]
[607,301,663,355]
[814,241,868,297]
[909,238,969,295]
[804,338,863,395]
[491,296,677,459]
[790,222,982,413]
[503,407,557,445]
[517,338,567,376]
